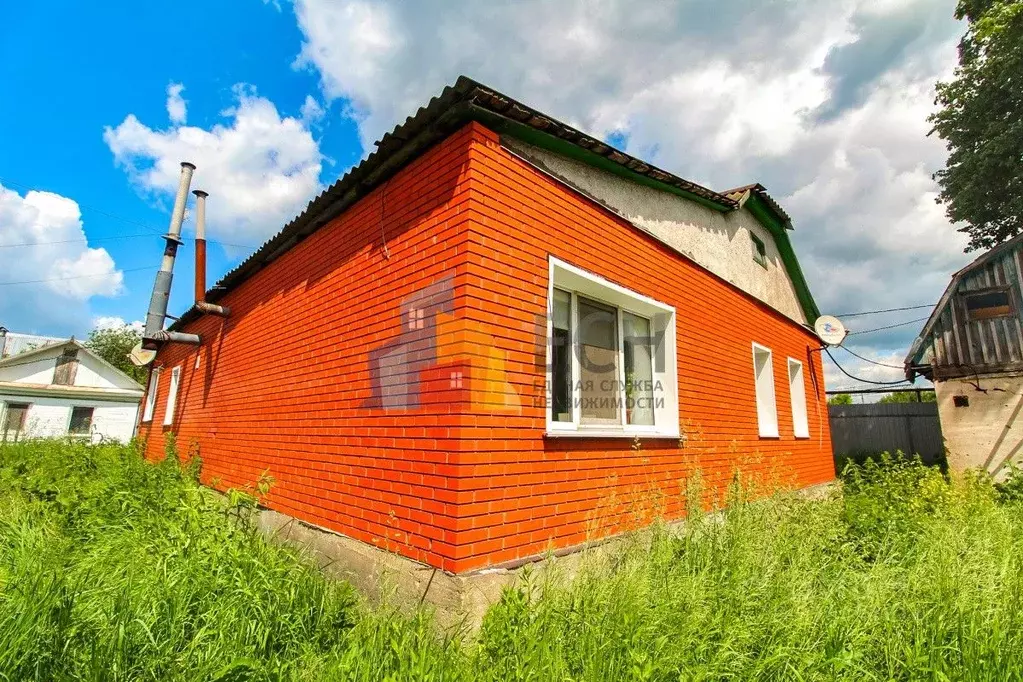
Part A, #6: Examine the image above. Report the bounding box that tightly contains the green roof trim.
[744,195,821,322]
[469,107,733,214]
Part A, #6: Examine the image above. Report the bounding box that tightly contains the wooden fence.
[828,403,944,465]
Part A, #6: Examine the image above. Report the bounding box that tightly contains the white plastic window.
[163,366,181,426]
[788,358,809,438]
[752,344,778,438]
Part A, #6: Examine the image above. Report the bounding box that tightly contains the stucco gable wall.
[503,138,808,325]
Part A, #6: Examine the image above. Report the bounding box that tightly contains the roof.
[172,75,816,330]
[722,183,792,228]
[0,338,144,390]
[904,231,1023,378]
[0,331,65,359]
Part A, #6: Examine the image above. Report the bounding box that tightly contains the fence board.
[828,403,943,464]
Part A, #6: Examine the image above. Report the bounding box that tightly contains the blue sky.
[0,0,967,388]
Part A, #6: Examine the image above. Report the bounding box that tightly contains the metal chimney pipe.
[190,189,230,318]
[193,189,208,303]
[143,162,195,342]
[0,326,7,359]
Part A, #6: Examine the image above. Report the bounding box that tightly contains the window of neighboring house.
[2,402,30,442]
[142,368,161,423]
[750,232,768,268]
[752,343,779,438]
[53,347,79,386]
[787,358,809,439]
[68,406,94,436]
[164,366,181,426]
[547,257,679,437]
[963,287,1013,321]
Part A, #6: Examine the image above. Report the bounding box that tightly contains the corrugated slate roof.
[172,76,792,330]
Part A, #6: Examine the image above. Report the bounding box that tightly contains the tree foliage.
[828,393,853,405]
[85,325,146,385]
[878,390,937,404]
[930,0,1023,251]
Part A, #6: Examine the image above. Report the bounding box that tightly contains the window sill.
[546,428,680,439]
[758,432,780,439]
[794,434,810,440]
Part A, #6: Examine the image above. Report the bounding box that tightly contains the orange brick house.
[137,77,834,574]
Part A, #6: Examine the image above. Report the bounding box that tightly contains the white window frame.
[163,366,181,426]
[546,256,679,438]
[752,343,779,438]
[142,368,161,423]
[787,358,810,439]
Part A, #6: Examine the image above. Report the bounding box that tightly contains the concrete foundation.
[254,479,836,631]
[934,374,1023,477]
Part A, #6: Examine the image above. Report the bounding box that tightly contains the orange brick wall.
[450,124,834,571]
[139,125,479,571]
[139,121,834,575]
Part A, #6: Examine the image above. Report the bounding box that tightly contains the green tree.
[828,393,853,405]
[930,0,1023,250]
[879,391,937,404]
[86,326,146,385]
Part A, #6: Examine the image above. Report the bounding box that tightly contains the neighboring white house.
[0,337,144,443]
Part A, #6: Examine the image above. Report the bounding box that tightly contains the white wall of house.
[0,394,139,442]
[503,138,808,325]
[934,374,1023,478]
[0,341,143,443]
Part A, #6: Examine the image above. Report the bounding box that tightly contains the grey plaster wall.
[503,138,808,325]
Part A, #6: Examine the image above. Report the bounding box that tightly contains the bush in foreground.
[1,441,1023,680]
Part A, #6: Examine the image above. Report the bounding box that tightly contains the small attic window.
[750,233,768,268]
[963,287,1013,321]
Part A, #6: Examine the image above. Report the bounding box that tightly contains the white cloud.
[300,95,325,124]
[104,84,323,249]
[291,0,968,380]
[166,83,187,125]
[92,316,144,333]
[0,183,123,332]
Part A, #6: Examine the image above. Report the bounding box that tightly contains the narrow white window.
[752,344,778,438]
[163,366,181,426]
[142,368,161,422]
[788,358,809,438]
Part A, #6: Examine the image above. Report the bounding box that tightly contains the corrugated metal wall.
[829,403,943,464]
[923,245,1023,373]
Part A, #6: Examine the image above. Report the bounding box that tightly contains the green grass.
[2,442,1023,680]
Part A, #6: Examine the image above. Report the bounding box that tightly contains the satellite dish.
[129,342,157,367]
[814,315,847,346]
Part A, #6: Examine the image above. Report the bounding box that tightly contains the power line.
[0,233,153,248]
[0,174,256,250]
[0,266,154,287]
[824,347,912,386]
[0,234,255,250]
[847,316,930,337]
[838,345,906,370]
[834,304,934,318]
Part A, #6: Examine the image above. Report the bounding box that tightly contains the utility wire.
[824,347,912,386]
[0,266,154,287]
[838,344,906,370]
[0,175,256,249]
[847,316,931,337]
[0,234,255,250]
[834,304,933,318]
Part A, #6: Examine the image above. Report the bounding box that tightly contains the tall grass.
[2,442,1023,680]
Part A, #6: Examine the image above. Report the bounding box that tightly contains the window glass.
[624,312,654,426]
[578,297,619,424]
[69,406,94,435]
[551,288,573,422]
